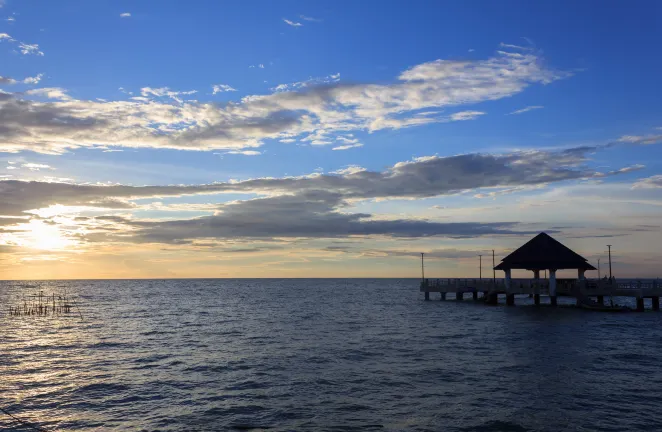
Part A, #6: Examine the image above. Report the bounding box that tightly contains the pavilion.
[494,232,596,305]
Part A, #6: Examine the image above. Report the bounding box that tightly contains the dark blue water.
[1,279,662,431]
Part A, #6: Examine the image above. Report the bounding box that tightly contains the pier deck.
[420,278,662,311]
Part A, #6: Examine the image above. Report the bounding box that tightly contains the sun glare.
[24,220,76,251]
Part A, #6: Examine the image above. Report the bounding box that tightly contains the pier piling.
[456,292,463,301]
[653,297,660,311]
[534,294,540,306]
[636,297,645,312]
[596,295,604,305]
[506,294,515,306]
[550,296,558,307]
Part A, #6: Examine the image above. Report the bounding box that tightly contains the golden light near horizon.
[8,219,78,251]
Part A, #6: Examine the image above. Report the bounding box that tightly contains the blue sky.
[1,1,661,278]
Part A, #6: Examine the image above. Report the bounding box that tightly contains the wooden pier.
[420,278,662,311]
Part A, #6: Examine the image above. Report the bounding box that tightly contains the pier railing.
[420,278,662,297]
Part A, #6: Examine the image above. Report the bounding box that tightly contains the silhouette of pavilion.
[494,232,596,305]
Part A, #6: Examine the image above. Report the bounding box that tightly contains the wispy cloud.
[22,163,54,171]
[0,33,44,56]
[450,111,485,121]
[211,84,237,94]
[18,42,44,56]
[283,18,303,27]
[299,15,322,22]
[225,150,261,156]
[508,105,543,115]
[617,134,662,145]
[120,12,131,18]
[332,143,363,151]
[271,73,340,92]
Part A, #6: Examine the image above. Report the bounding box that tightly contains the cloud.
[258,64,265,69]
[508,105,543,115]
[332,143,363,151]
[21,163,54,171]
[632,175,662,189]
[299,15,322,22]
[283,19,303,27]
[22,73,43,85]
[225,150,261,156]
[121,191,536,243]
[0,76,16,84]
[120,12,131,18]
[18,42,44,56]
[617,135,662,145]
[140,86,197,103]
[0,47,572,154]
[0,32,44,56]
[271,73,340,92]
[499,42,532,51]
[211,84,237,94]
[450,111,485,121]
[0,145,634,217]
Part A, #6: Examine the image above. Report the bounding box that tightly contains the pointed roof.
[494,232,596,271]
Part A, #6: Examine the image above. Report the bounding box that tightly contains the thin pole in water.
[597,258,601,280]
[421,253,425,281]
[607,245,613,280]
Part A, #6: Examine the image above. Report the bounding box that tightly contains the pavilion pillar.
[549,269,558,306]
[578,268,586,295]
[504,269,512,291]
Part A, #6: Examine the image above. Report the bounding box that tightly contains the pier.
[420,278,661,311]
[420,232,660,311]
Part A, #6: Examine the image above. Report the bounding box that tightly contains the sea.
[1,279,662,431]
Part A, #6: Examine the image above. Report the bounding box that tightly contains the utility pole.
[492,250,496,286]
[479,254,482,281]
[607,245,613,280]
[597,258,601,280]
[421,253,425,281]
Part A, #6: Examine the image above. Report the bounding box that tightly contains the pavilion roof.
[494,232,597,271]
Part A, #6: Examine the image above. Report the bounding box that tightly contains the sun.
[24,220,75,251]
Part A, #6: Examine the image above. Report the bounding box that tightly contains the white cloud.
[450,111,485,121]
[211,84,237,94]
[23,73,43,84]
[225,150,261,156]
[22,163,54,171]
[617,135,662,145]
[508,105,544,115]
[18,42,44,56]
[499,42,532,51]
[258,64,265,69]
[120,12,131,18]
[332,143,363,151]
[0,46,573,155]
[271,73,340,92]
[331,165,366,175]
[299,15,322,22]
[632,175,662,189]
[25,87,71,100]
[283,19,303,27]
[140,87,197,103]
[6,17,15,22]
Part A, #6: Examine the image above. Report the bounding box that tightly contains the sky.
[1,0,661,279]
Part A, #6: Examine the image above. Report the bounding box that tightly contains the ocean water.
[1,279,662,431]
